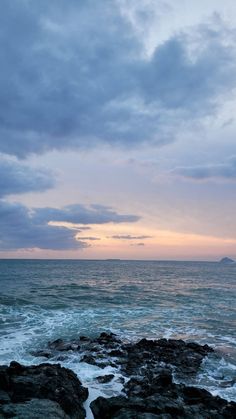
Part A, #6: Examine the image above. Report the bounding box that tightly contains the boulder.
[0,399,70,419]
[0,362,88,419]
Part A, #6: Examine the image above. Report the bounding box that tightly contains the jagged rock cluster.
[0,332,235,418]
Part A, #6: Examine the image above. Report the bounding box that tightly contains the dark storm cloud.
[0,156,54,197]
[0,201,139,250]
[0,1,235,157]
[171,157,236,180]
[111,234,152,240]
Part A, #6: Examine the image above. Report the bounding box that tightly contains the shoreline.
[1,332,236,418]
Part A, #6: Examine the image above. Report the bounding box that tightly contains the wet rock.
[30,349,53,359]
[121,338,214,378]
[95,374,115,383]
[79,336,90,342]
[55,354,70,362]
[80,354,97,366]
[113,409,167,418]
[0,362,88,418]
[0,399,70,419]
[91,396,129,419]
[89,333,236,418]
[116,376,125,384]
[0,390,10,404]
[30,332,236,418]
[95,332,121,349]
[48,338,80,352]
[109,349,125,357]
[91,388,236,418]
[80,354,113,368]
[36,333,214,380]
[97,332,120,342]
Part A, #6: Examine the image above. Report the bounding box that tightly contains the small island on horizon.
[219,257,235,264]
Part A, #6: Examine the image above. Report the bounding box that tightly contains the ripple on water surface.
[0,259,235,403]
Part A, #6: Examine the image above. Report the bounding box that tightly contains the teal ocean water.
[0,259,236,405]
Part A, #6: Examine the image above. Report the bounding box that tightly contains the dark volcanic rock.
[31,332,236,419]
[91,387,236,418]
[31,349,53,359]
[95,374,115,383]
[0,362,88,419]
[113,410,168,419]
[87,333,236,419]
[97,332,120,342]
[0,399,70,418]
[42,333,213,380]
[48,338,80,352]
[123,338,214,378]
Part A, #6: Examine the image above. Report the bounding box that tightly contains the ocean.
[0,259,235,415]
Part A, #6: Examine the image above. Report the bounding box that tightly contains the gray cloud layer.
[0,156,54,197]
[1,1,236,252]
[0,201,139,251]
[172,157,236,180]
[0,1,235,158]
[34,204,139,225]
[111,234,151,240]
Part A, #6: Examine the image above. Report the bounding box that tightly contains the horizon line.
[0,257,234,263]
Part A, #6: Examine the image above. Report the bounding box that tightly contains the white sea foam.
[0,258,236,415]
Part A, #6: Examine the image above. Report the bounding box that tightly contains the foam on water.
[0,259,236,411]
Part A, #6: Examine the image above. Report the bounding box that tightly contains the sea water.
[0,259,235,416]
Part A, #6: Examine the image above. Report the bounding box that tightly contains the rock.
[95,332,121,348]
[28,332,236,418]
[0,362,88,418]
[79,336,91,342]
[109,349,125,357]
[89,332,236,418]
[80,354,113,368]
[0,399,70,419]
[30,349,53,359]
[113,409,166,418]
[95,374,115,383]
[91,396,129,419]
[80,354,97,365]
[91,386,236,418]
[48,338,80,352]
[121,338,213,378]
[0,390,10,404]
[36,332,213,380]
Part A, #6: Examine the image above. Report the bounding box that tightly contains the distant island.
[219,257,235,264]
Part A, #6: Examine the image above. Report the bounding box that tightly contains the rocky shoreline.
[0,332,235,418]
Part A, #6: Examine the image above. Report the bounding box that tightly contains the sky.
[1,0,236,260]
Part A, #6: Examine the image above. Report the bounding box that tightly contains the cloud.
[33,204,139,225]
[171,157,236,181]
[0,200,139,251]
[111,234,151,240]
[75,236,101,241]
[0,156,55,197]
[0,201,84,251]
[130,242,145,246]
[0,1,235,157]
